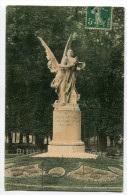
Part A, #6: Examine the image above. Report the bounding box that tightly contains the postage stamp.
[86,7,113,30]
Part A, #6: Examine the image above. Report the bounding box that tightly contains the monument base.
[48,144,85,153]
[33,152,97,159]
[49,104,85,153]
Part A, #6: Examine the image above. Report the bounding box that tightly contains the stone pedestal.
[48,104,85,153]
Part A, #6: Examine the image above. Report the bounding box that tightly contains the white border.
[0,1,127,195]
[0,0,127,6]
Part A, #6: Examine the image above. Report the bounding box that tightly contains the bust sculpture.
[38,35,85,107]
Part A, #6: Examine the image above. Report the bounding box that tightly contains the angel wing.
[38,37,60,73]
[60,34,72,64]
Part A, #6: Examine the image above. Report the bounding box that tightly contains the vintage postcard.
[1,0,126,194]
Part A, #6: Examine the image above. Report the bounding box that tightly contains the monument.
[37,35,96,158]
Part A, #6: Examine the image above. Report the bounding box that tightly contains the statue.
[38,35,85,107]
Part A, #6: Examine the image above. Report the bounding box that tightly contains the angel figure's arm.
[76,62,86,70]
[60,56,78,68]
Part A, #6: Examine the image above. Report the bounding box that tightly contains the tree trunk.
[20,132,23,144]
[26,135,29,144]
[6,131,12,150]
[8,132,12,145]
[98,130,107,152]
[109,136,114,147]
[35,136,44,149]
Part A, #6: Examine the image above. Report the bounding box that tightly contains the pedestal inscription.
[55,111,80,130]
[53,110,81,143]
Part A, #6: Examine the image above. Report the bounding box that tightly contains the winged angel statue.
[38,35,85,107]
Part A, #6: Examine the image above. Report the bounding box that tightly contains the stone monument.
[38,35,88,156]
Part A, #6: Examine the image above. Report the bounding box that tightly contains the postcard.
[0,0,126,194]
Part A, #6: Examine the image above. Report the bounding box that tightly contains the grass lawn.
[5,154,123,192]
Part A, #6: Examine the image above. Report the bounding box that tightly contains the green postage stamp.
[86,7,112,30]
